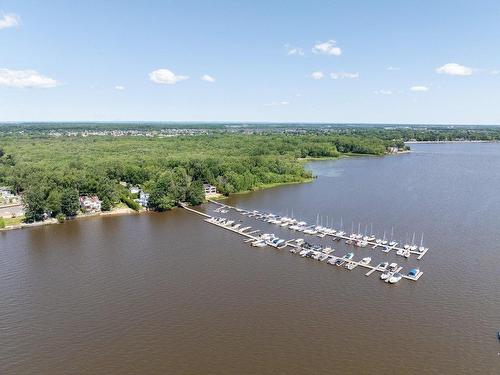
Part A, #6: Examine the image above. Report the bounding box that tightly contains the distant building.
[137,191,149,207]
[79,195,102,212]
[0,187,20,205]
[203,184,217,195]
[129,186,140,194]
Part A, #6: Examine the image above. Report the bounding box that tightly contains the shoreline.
[0,151,407,232]
[405,140,498,144]
[0,206,142,232]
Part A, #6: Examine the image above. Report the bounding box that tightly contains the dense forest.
[0,123,498,223]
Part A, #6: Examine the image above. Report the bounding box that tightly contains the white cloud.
[0,68,59,88]
[373,89,392,95]
[436,63,473,76]
[265,101,289,106]
[330,72,359,79]
[410,86,429,92]
[286,46,304,56]
[386,66,400,71]
[312,40,342,56]
[115,85,125,90]
[310,71,324,80]
[201,74,215,83]
[490,70,499,75]
[0,14,20,30]
[149,68,189,85]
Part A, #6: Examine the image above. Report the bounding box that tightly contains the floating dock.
[181,203,424,284]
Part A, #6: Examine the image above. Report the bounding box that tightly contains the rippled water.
[1,143,499,374]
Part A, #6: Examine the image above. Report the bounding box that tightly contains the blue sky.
[1,0,500,124]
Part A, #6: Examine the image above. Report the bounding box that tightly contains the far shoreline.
[0,149,411,233]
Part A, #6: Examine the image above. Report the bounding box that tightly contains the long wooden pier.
[181,203,423,283]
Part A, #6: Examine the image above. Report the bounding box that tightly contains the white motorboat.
[251,240,267,248]
[389,273,403,284]
[389,262,398,271]
[360,257,371,265]
[378,262,389,271]
[322,247,334,254]
[319,254,329,262]
[380,271,391,280]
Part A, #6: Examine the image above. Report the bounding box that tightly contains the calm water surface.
[1,143,499,374]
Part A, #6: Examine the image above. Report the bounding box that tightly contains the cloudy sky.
[1,0,500,124]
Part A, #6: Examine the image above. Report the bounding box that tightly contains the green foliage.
[61,188,80,217]
[56,213,65,223]
[121,195,141,211]
[24,186,46,222]
[46,190,62,216]
[101,198,112,212]
[0,127,424,218]
[0,217,5,229]
[186,180,205,205]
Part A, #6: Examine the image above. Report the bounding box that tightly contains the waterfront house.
[137,191,149,207]
[203,184,217,195]
[129,186,140,195]
[79,195,102,212]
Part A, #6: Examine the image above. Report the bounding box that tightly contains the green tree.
[61,188,80,217]
[186,180,205,205]
[101,197,112,211]
[46,190,62,216]
[24,186,46,222]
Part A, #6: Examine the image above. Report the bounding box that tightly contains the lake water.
[1,143,499,374]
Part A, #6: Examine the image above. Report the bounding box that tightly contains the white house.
[203,184,217,195]
[79,195,102,212]
[129,186,140,194]
[137,191,149,207]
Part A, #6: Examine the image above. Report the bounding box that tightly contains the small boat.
[322,247,334,254]
[345,261,357,270]
[360,257,371,265]
[335,258,345,266]
[319,253,329,262]
[380,271,391,280]
[389,273,403,284]
[407,268,420,278]
[389,263,398,272]
[311,251,323,260]
[327,256,338,265]
[497,331,500,341]
[337,252,354,266]
[378,262,389,271]
[251,240,267,248]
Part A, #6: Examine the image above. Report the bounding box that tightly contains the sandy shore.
[0,206,143,232]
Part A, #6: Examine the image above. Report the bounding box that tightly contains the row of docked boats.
[206,216,251,233]
[251,233,287,248]
[227,205,429,256]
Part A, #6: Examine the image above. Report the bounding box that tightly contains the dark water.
[1,143,499,374]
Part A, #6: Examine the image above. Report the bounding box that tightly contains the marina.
[208,199,429,260]
[181,203,424,284]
